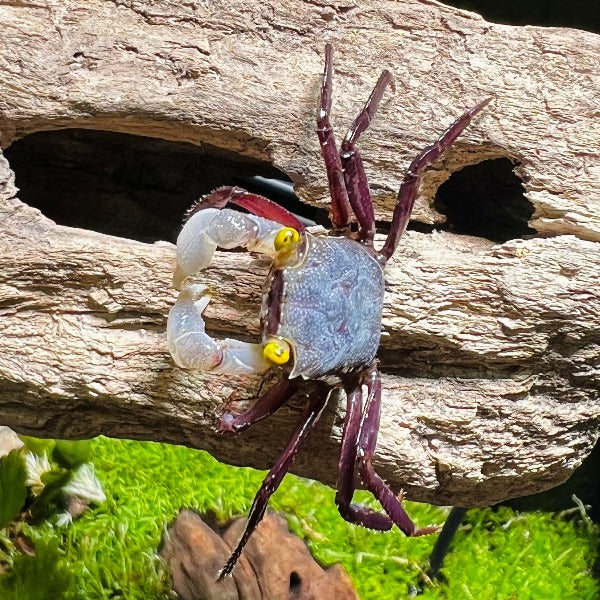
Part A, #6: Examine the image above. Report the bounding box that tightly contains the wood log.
[0,0,598,508]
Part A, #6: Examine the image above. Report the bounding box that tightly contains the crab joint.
[263,339,291,365]
[274,227,300,254]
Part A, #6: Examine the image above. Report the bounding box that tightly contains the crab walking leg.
[173,207,285,289]
[219,386,331,579]
[218,379,299,433]
[379,97,492,263]
[340,68,394,244]
[193,186,306,231]
[335,385,392,530]
[316,44,353,230]
[167,284,272,374]
[356,366,438,536]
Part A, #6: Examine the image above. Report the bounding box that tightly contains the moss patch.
[3,437,598,599]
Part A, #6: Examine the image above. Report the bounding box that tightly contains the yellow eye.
[274,227,300,252]
[263,339,291,365]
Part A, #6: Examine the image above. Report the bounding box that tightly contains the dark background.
[446,0,600,33]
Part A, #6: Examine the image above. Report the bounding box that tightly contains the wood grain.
[0,0,598,507]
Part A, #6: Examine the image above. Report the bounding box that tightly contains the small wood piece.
[160,510,359,600]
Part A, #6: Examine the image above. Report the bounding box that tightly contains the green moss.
[3,437,598,599]
[0,534,73,600]
[422,508,600,600]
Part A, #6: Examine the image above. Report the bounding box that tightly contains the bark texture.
[160,510,359,599]
[0,0,598,507]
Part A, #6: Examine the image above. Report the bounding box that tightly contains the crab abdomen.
[266,233,384,379]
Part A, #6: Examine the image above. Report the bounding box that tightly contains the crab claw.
[167,284,272,374]
[173,208,283,289]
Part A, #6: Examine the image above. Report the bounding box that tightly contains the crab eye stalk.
[263,339,291,365]
[274,227,300,253]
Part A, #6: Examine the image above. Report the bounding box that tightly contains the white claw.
[167,284,272,374]
[169,206,287,374]
[173,208,282,289]
[167,284,219,370]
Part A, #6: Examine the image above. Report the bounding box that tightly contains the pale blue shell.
[271,232,384,379]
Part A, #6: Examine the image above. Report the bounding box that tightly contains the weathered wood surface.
[0,0,598,507]
[160,511,359,599]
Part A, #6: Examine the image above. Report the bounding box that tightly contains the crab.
[167,44,489,578]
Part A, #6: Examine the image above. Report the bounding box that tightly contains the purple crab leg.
[218,386,330,580]
[378,97,492,263]
[335,384,392,530]
[340,68,394,244]
[356,366,438,536]
[316,44,353,231]
[189,186,306,231]
[219,379,298,434]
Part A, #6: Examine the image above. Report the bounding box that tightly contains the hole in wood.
[440,0,599,33]
[289,570,302,592]
[433,157,536,242]
[4,129,322,243]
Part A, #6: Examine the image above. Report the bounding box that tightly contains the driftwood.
[0,0,598,508]
[160,510,358,600]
